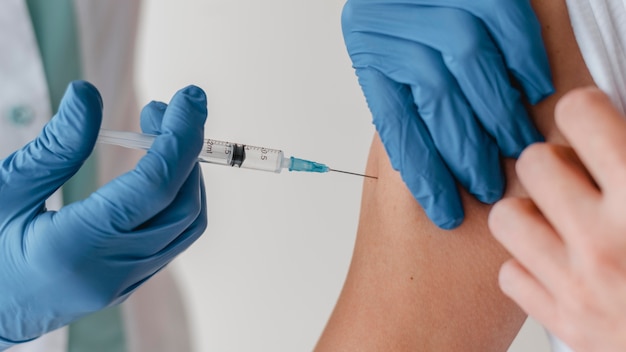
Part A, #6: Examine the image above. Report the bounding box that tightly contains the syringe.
[97,129,376,179]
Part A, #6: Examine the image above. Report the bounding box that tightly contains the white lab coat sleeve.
[0,0,57,220]
[1,2,65,351]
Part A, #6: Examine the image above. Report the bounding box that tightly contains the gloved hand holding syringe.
[98,129,376,179]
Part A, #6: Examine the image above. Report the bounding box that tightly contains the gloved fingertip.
[533,125,546,140]
[507,133,545,159]
[167,85,208,126]
[68,80,103,111]
[48,80,103,159]
[528,83,556,105]
[497,102,545,158]
[140,101,168,135]
[150,100,168,111]
[135,85,208,189]
[474,188,504,205]
[468,164,506,204]
[180,85,208,118]
[181,85,206,101]
[424,198,465,230]
[435,216,464,230]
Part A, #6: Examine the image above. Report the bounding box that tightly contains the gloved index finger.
[556,88,626,191]
[456,0,554,103]
[357,67,464,229]
[68,85,208,231]
[422,8,544,157]
[380,0,555,103]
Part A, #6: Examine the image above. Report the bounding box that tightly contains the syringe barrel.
[198,139,234,166]
[97,129,287,173]
[199,139,285,173]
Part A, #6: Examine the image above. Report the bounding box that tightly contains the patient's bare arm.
[317,137,526,351]
[315,0,595,351]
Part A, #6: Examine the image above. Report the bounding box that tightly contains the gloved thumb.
[0,80,102,214]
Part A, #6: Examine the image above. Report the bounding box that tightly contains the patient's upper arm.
[315,0,595,351]
[316,136,524,351]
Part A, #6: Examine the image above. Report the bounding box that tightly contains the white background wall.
[135,1,552,351]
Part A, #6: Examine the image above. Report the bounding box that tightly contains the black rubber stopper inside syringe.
[231,144,246,167]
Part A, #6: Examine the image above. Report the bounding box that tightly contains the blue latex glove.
[0,81,207,348]
[342,0,554,229]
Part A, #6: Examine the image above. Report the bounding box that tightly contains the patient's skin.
[315,0,594,351]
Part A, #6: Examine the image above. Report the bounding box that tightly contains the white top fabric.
[549,332,575,352]
[2,1,191,351]
[1,2,67,350]
[566,0,626,114]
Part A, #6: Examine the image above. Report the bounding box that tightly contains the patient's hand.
[490,87,626,352]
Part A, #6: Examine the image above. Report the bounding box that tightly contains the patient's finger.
[555,87,626,191]
[516,143,600,239]
[499,259,558,332]
[489,197,567,293]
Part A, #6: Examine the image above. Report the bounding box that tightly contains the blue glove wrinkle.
[146,170,206,264]
[124,170,205,258]
[114,167,207,273]
[413,86,505,204]
[399,120,465,229]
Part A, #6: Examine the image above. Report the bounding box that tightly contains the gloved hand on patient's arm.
[342,0,554,229]
[0,81,208,349]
